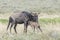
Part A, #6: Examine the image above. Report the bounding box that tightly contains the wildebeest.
[28,21,42,32]
[7,11,41,33]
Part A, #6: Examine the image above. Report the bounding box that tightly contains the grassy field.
[0,0,60,40]
[0,18,60,40]
[0,0,60,14]
[1,18,60,24]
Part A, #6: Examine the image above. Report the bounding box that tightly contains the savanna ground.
[0,0,60,40]
[0,13,60,40]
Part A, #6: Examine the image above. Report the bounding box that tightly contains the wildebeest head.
[31,12,40,22]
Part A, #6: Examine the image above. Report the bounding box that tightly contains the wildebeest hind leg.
[14,23,17,33]
[7,21,10,30]
[10,23,14,33]
[38,26,42,32]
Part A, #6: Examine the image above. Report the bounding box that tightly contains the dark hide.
[7,11,38,33]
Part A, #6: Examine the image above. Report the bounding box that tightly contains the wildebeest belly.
[15,18,24,24]
[17,21,24,24]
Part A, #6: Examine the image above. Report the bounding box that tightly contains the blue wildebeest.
[28,12,42,32]
[7,11,42,33]
[28,21,42,32]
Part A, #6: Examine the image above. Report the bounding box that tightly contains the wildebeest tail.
[9,17,13,22]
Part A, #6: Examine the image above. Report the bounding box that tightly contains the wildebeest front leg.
[31,25,35,32]
[33,26,35,32]
[24,22,28,33]
[14,23,17,33]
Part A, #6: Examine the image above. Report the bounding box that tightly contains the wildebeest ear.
[34,13,38,15]
[31,12,37,16]
[31,12,40,16]
[37,12,40,15]
[31,12,34,16]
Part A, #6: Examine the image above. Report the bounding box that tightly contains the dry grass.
[0,21,60,40]
[0,13,60,40]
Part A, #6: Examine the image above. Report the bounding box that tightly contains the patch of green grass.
[0,18,60,24]
[0,19,8,24]
[39,18,60,24]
